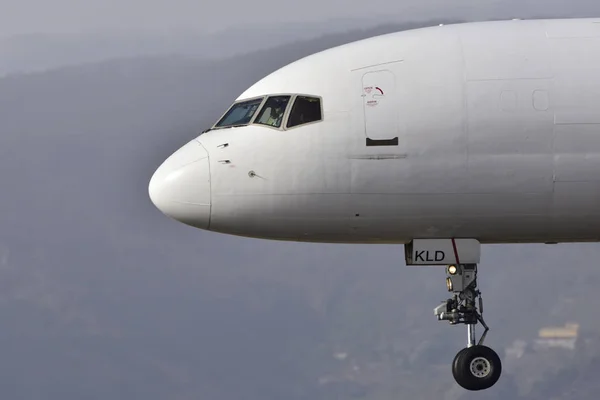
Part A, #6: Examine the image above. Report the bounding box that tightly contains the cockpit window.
[254,96,291,128]
[287,96,322,128]
[215,98,264,128]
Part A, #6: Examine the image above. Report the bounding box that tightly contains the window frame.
[284,94,324,130]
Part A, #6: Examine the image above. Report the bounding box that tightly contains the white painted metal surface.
[149,18,600,244]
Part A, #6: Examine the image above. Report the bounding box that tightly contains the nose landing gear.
[434,264,502,391]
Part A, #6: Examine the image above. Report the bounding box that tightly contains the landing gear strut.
[434,264,502,391]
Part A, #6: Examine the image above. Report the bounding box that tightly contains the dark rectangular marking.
[366,137,399,147]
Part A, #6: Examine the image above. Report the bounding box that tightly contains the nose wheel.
[452,345,501,390]
[434,263,502,390]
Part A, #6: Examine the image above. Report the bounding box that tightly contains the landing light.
[448,265,458,275]
[446,277,453,291]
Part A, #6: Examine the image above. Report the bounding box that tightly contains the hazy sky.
[2,0,599,37]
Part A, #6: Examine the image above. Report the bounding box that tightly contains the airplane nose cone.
[149,140,211,229]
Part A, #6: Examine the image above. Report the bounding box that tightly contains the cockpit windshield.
[214,98,263,128]
[254,96,291,128]
[207,94,323,133]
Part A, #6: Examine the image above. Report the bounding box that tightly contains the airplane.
[148,18,600,391]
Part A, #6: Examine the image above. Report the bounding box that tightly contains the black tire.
[452,347,470,374]
[452,345,502,391]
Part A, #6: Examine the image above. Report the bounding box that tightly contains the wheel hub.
[469,357,491,378]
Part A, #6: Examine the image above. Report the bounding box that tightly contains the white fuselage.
[149,18,600,244]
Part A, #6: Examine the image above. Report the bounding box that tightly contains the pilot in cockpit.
[266,105,284,126]
[257,103,284,127]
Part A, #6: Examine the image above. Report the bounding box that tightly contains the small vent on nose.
[218,160,231,164]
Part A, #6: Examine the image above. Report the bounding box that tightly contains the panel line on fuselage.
[350,59,404,72]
